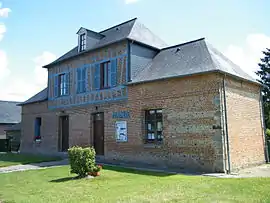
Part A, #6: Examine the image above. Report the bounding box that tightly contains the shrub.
[68,146,96,178]
[93,165,102,172]
[266,129,270,140]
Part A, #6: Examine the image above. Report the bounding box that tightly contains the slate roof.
[5,122,21,131]
[131,38,258,84]
[0,101,21,124]
[18,88,48,106]
[23,20,259,106]
[44,18,167,68]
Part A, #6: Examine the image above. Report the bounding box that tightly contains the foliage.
[68,146,96,178]
[255,48,270,128]
[92,165,102,172]
[266,129,270,140]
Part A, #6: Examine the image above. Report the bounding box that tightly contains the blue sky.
[0,0,269,101]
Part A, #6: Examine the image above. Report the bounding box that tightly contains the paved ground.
[0,159,270,178]
[0,159,68,173]
[203,164,270,178]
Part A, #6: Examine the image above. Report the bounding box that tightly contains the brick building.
[19,18,268,173]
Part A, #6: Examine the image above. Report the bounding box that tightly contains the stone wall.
[105,73,225,172]
[225,77,266,170]
[20,101,59,154]
[21,73,225,172]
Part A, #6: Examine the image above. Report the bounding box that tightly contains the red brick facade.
[226,77,265,170]
[20,71,266,172]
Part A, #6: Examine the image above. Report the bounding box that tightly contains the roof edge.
[161,38,205,51]
[99,17,137,33]
[128,69,262,86]
[17,98,48,106]
[43,38,129,68]
[0,100,21,103]
[128,38,161,51]
[44,38,162,69]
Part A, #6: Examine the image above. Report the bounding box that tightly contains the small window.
[145,109,163,143]
[34,117,42,141]
[59,73,69,96]
[79,33,86,52]
[100,61,110,89]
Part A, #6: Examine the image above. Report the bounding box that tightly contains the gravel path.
[0,159,69,173]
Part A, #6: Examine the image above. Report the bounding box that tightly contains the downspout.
[222,74,231,173]
[260,87,269,163]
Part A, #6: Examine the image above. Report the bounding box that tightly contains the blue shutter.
[65,73,70,95]
[54,75,58,97]
[90,65,93,91]
[85,65,89,92]
[77,68,81,93]
[82,67,86,92]
[111,59,117,87]
[94,64,100,90]
[108,62,112,87]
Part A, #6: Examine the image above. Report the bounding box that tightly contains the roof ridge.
[99,17,137,33]
[161,38,205,51]
[0,100,20,103]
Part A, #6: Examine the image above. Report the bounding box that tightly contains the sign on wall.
[112,111,130,119]
[115,121,128,142]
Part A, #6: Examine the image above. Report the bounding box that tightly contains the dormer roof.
[76,27,105,39]
[44,18,167,68]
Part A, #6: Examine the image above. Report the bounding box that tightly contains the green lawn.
[0,153,62,167]
[0,166,270,203]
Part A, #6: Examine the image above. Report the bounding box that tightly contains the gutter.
[222,74,231,174]
[128,70,261,87]
[44,39,161,69]
[260,87,269,163]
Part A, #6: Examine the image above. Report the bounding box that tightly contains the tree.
[256,48,270,128]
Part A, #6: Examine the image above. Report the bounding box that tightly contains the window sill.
[143,143,163,149]
[56,95,70,99]
[76,91,86,95]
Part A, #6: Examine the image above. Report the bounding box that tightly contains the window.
[145,109,163,143]
[79,33,86,52]
[95,59,117,90]
[34,117,41,141]
[77,68,86,93]
[100,61,110,89]
[59,73,69,96]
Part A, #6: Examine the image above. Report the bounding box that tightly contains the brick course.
[225,77,265,171]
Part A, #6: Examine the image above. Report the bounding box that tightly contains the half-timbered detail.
[19,18,267,173]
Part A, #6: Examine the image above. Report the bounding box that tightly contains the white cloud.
[0,79,41,101]
[224,33,270,79]
[0,50,10,79]
[33,51,56,86]
[0,23,6,41]
[0,51,56,101]
[0,3,11,18]
[125,0,139,4]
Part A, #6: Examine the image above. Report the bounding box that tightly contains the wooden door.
[93,113,104,155]
[60,116,69,152]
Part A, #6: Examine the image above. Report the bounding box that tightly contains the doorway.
[93,113,104,155]
[59,115,69,152]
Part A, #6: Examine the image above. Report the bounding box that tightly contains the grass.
[0,166,270,203]
[0,153,62,168]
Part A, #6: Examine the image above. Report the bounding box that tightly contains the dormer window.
[79,33,86,52]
